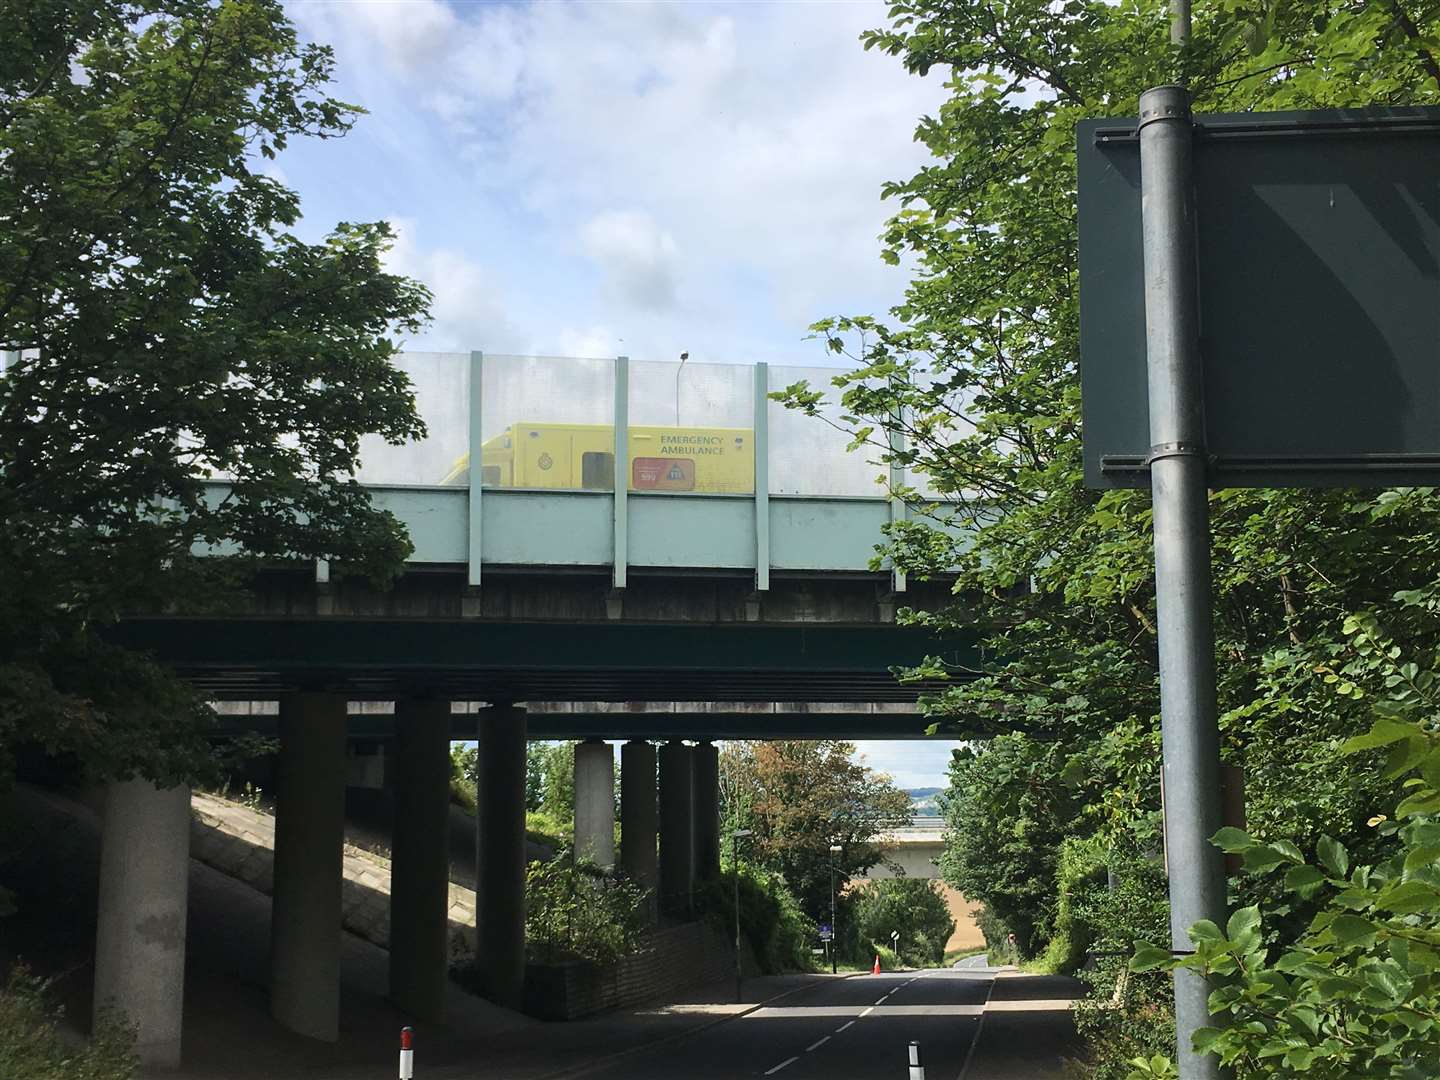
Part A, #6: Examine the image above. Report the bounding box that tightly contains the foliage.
[449,744,570,849]
[524,848,648,966]
[533,742,576,824]
[698,860,816,974]
[526,742,546,813]
[783,0,1440,1071]
[0,0,431,790]
[525,810,570,851]
[1071,845,1175,1079]
[974,904,1018,965]
[939,736,1074,958]
[449,744,477,813]
[872,942,900,971]
[1031,835,1109,975]
[1129,609,1440,1078]
[720,740,912,920]
[853,877,955,967]
[0,966,136,1080]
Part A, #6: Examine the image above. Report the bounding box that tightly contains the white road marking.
[859,1006,875,1017]
[835,1020,856,1033]
[876,994,891,1004]
[806,1036,831,1052]
[765,1056,800,1075]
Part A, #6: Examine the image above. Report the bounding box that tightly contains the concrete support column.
[389,697,453,1021]
[94,780,191,1068]
[574,739,616,870]
[620,740,658,919]
[271,692,346,1041]
[691,741,720,886]
[658,740,693,918]
[475,703,527,1008]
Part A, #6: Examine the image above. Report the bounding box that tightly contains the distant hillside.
[907,787,943,819]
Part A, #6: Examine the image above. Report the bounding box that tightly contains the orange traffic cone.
[872,954,882,975]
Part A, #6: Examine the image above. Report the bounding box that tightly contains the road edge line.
[532,973,863,1080]
[956,967,1002,1080]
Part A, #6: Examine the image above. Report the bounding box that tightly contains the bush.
[853,878,955,968]
[525,810,569,851]
[1131,701,1440,1078]
[523,849,648,966]
[1033,835,1110,975]
[1069,845,1174,1080]
[697,862,815,973]
[975,904,1020,965]
[0,967,136,1080]
[872,943,900,970]
[449,745,477,813]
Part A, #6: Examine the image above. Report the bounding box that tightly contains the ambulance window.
[581,452,615,490]
[481,465,502,487]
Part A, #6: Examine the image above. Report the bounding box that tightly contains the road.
[579,968,993,1080]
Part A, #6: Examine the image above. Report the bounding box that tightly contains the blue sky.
[278,0,960,787]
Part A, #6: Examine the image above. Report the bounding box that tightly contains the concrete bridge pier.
[620,740,658,918]
[691,741,720,886]
[475,703,527,1008]
[94,778,191,1067]
[270,692,346,1041]
[658,740,693,917]
[574,739,616,869]
[388,697,452,1021]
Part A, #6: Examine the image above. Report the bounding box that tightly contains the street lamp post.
[732,828,752,1003]
[828,843,842,975]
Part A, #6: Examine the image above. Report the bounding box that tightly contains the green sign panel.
[1078,107,1440,489]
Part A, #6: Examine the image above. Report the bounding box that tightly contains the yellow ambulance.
[442,422,755,493]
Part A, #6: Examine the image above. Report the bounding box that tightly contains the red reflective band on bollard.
[399,1027,415,1079]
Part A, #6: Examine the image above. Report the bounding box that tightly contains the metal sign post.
[1137,82,1228,1080]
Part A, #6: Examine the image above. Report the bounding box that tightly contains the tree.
[939,736,1074,957]
[0,0,431,789]
[773,0,1440,1073]
[853,877,955,968]
[535,742,576,823]
[720,740,912,919]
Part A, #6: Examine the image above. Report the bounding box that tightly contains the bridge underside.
[213,701,942,740]
[116,616,979,706]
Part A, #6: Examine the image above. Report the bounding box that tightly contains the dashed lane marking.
[765,1056,800,1075]
[859,1006,875,1017]
[806,1036,831,1052]
[835,1020,856,1034]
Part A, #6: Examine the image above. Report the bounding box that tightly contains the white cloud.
[854,740,962,791]
[381,218,518,353]
[581,210,679,311]
[286,0,949,362]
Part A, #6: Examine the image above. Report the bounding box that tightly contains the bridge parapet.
[234,351,965,593]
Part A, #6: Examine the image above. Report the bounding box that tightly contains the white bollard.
[399,1026,415,1079]
[908,1040,925,1080]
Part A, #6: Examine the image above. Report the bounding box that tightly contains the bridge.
[92,352,979,1066]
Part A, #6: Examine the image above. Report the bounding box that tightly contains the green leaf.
[1226,905,1262,943]
[1396,789,1440,818]
[1328,914,1377,948]
[1130,942,1174,972]
[1317,836,1349,878]
[1211,826,1253,852]
[1188,920,1225,944]
[1341,718,1420,753]
[1284,865,1327,897]
[1378,879,1440,915]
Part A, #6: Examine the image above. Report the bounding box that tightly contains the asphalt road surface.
[581,968,994,1080]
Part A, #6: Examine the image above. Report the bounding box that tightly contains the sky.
[277,0,962,789]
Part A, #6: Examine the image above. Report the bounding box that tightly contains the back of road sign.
[1077,107,1440,489]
